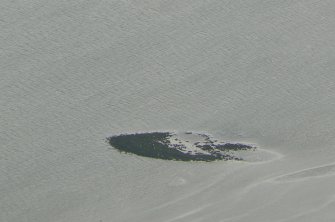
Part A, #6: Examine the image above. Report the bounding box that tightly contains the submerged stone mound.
[107,132,256,162]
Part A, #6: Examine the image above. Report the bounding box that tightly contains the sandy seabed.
[2,1,335,221]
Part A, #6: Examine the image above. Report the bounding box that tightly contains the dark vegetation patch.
[107,132,255,162]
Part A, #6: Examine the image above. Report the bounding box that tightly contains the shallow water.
[2,0,335,221]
